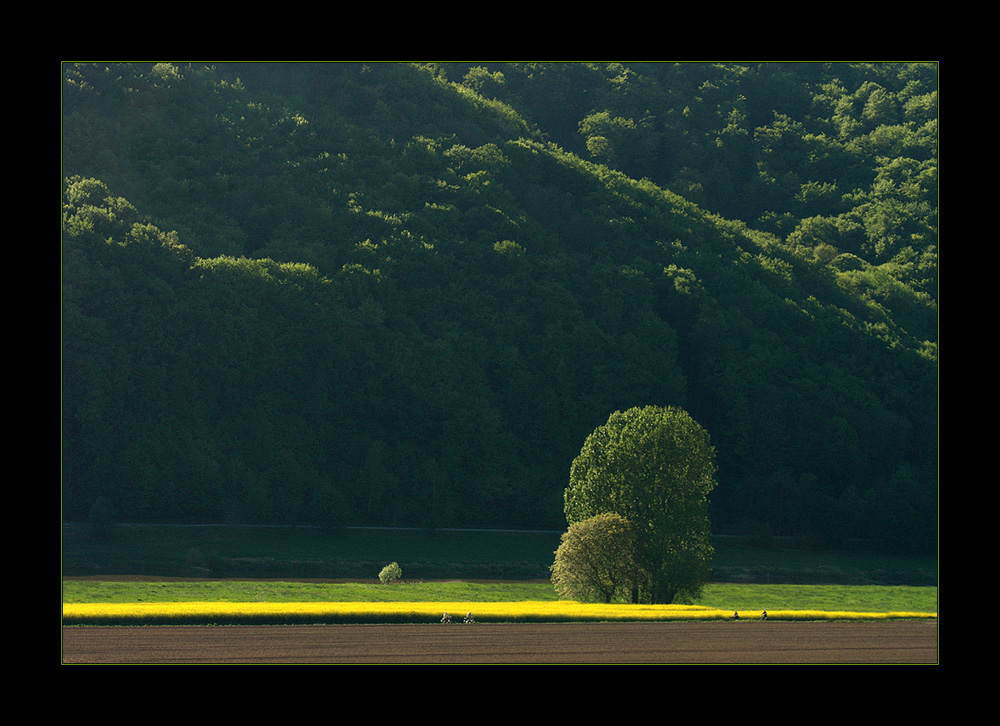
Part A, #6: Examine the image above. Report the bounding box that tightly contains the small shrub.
[379,561,402,584]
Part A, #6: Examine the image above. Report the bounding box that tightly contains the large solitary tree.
[564,405,717,604]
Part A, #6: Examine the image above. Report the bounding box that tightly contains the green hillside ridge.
[61,62,937,553]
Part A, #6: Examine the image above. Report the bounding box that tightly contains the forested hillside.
[61,62,937,552]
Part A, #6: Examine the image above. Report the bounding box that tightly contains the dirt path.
[62,620,937,664]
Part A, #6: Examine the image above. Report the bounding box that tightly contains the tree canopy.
[564,406,717,603]
[551,512,641,603]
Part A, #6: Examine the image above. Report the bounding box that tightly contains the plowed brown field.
[62,620,937,664]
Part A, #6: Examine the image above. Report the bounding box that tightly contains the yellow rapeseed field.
[61,601,936,625]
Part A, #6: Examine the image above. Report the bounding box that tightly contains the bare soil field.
[62,620,937,664]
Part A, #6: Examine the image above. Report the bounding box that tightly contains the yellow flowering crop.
[61,600,936,626]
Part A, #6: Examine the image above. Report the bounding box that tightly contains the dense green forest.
[61,62,937,553]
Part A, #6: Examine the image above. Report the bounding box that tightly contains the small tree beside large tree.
[551,512,642,603]
[560,405,718,604]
